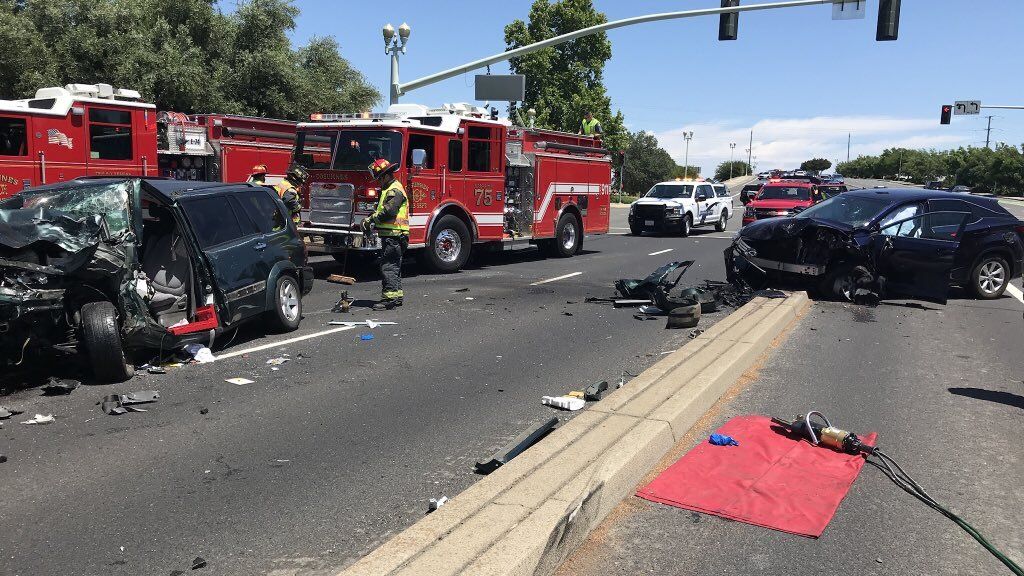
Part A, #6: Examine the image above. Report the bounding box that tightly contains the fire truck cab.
[0,83,157,199]
[0,83,297,200]
[294,103,612,272]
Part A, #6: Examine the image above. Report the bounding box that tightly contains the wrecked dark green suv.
[0,178,313,382]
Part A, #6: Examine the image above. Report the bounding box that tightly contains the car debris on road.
[474,417,558,475]
[21,413,55,425]
[41,378,79,395]
[100,390,160,415]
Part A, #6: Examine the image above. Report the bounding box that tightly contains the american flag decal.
[47,128,73,149]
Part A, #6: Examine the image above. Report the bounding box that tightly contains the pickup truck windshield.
[758,186,810,201]
[646,184,693,199]
[293,130,403,171]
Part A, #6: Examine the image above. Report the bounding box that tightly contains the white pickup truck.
[628,180,733,236]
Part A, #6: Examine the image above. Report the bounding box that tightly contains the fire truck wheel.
[80,301,134,384]
[425,215,471,273]
[551,213,583,257]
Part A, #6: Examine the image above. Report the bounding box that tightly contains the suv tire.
[267,274,302,332]
[680,214,692,237]
[970,254,1009,299]
[81,301,134,383]
[629,222,642,236]
[715,211,728,232]
[425,215,471,273]
[550,214,582,257]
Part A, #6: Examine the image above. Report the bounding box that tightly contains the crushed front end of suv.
[0,178,312,382]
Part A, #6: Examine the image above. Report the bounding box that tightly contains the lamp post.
[682,131,694,179]
[728,142,737,180]
[384,22,411,105]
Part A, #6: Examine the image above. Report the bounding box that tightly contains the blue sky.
[286,1,1024,172]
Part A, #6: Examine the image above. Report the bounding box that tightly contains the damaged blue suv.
[0,178,313,382]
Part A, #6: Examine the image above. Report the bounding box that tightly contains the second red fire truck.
[293,103,612,272]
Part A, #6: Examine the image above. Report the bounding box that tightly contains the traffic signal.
[876,0,901,41]
[719,0,739,41]
[940,105,952,125]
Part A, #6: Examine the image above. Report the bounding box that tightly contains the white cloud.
[651,115,971,173]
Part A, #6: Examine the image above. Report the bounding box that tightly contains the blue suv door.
[179,193,269,323]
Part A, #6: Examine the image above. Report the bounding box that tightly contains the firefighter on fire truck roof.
[274,164,306,225]
[247,164,269,185]
[362,158,409,311]
[579,111,602,136]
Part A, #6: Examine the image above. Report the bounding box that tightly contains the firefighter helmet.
[286,164,309,183]
[250,163,268,175]
[368,158,398,179]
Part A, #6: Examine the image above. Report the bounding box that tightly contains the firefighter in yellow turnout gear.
[274,164,307,225]
[362,158,409,311]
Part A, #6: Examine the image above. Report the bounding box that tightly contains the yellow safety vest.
[273,180,302,224]
[581,118,601,135]
[374,179,409,236]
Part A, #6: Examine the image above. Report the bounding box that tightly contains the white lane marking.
[648,248,674,256]
[530,271,583,286]
[1006,282,1024,305]
[217,325,358,360]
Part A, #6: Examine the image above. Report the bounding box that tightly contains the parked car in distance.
[740,183,762,205]
[951,185,973,194]
[818,183,849,198]
[727,188,1024,303]
[0,178,313,381]
[925,181,949,190]
[629,180,734,236]
[741,180,823,226]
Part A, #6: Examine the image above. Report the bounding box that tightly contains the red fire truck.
[0,83,296,199]
[293,103,612,272]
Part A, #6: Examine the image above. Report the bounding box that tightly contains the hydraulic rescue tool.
[772,411,1022,575]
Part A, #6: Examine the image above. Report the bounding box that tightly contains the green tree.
[714,160,752,181]
[800,158,832,173]
[621,131,676,195]
[0,0,379,119]
[504,0,627,155]
[671,165,701,179]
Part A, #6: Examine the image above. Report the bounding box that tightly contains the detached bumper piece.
[474,417,558,475]
[100,390,160,415]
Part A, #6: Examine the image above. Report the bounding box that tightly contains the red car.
[741,180,823,226]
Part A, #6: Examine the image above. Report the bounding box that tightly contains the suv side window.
[237,189,287,233]
[697,184,713,199]
[928,198,980,224]
[182,196,247,248]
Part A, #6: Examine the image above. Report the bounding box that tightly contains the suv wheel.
[424,215,471,273]
[970,255,1009,299]
[680,214,692,237]
[715,211,728,232]
[267,274,302,332]
[629,222,642,236]
[81,301,134,383]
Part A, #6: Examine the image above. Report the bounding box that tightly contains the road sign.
[474,74,525,102]
[954,100,981,115]
[832,0,866,20]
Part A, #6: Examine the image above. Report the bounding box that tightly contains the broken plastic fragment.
[0,406,24,419]
[359,333,374,341]
[225,378,254,386]
[265,357,290,366]
[428,496,448,512]
[41,378,79,395]
[191,556,207,570]
[21,413,55,425]
[101,390,160,415]
[709,433,739,446]
[542,395,585,411]
[474,417,558,474]
[584,381,609,402]
[638,305,664,315]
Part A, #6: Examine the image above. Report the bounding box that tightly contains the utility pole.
[847,133,851,163]
[683,132,694,179]
[985,115,993,148]
[747,130,753,175]
[729,142,737,179]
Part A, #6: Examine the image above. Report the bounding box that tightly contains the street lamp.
[682,131,694,179]
[728,143,737,180]
[384,22,411,105]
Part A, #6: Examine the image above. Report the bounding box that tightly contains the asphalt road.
[558,179,1024,576]
[0,182,750,576]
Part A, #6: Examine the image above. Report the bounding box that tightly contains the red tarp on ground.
[637,414,876,538]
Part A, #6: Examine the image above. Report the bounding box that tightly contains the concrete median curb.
[337,292,810,576]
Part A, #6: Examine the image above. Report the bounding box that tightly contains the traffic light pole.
[393,0,844,101]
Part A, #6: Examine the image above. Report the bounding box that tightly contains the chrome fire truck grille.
[309,183,355,227]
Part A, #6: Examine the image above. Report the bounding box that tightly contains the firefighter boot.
[372,298,403,311]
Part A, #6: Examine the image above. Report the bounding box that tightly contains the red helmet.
[250,164,268,175]
[368,158,398,179]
